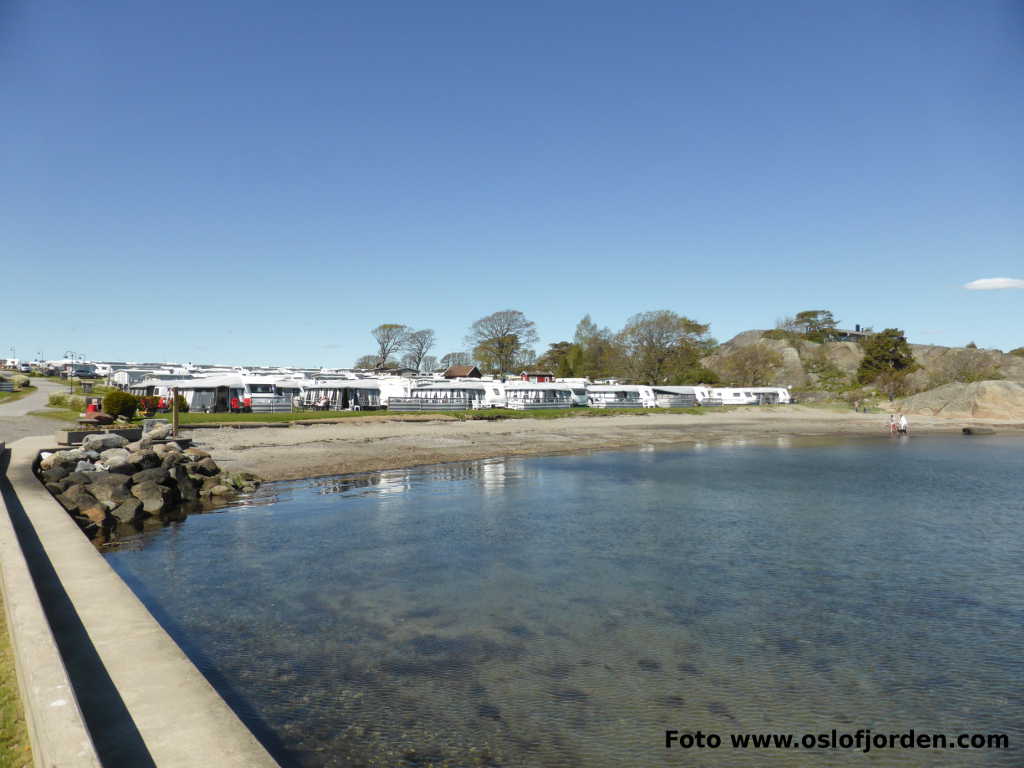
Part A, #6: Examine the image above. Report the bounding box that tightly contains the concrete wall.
[1,437,279,767]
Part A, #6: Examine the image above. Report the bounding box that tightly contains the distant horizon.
[4,1,1021,365]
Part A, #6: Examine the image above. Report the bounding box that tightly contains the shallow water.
[105,436,1024,767]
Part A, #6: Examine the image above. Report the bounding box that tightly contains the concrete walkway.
[2,437,280,766]
[0,379,67,443]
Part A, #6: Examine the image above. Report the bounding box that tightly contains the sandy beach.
[187,407,1024,482]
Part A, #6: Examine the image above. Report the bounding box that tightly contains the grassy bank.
[0,387,35,405]
[0,598,31,768]
[29,405,713,426]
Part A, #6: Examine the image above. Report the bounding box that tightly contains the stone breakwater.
[34,428,261,540]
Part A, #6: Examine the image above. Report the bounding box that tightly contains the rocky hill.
[705,331,1024,391]
[896,380,1024,419]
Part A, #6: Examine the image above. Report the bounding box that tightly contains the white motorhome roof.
[587,384,645,392]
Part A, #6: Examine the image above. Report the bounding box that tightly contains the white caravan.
[502,381,575,410]
[587,384,652,408]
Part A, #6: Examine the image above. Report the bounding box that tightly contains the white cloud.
[963,277,1024,291]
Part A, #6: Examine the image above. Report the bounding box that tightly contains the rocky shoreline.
[35,423,261,542]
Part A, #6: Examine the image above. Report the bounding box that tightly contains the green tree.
[856,329,916,385]
[719,344,785,386]
[467,310,539,375]
[618,310,713,385]
[793,310,838,342]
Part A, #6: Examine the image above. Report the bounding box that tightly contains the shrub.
[103,390,139,418]
[48,393,68,408]
[67,396,85,413]
[173,393,189,413]
[11,374,29,388]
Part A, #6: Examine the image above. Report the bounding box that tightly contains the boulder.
[105,456,138,474]
[177,476,199,503]
[125,440,144,452]
[160,452,188,469]
[131,481,177,513]
[40,449,85,470]
[79,503,109,526]
[82,433,130,452]
[74,460,96,473]
[57,485,99,513]
[44,482,66,496]
[184,447,210,460]
[210,484,233,497]
[131,467,170,486]
[64,471,96,486]
[40,466,70,484]
[111,498,144,523]
[91,472,131,491]
[143,422,172,441]
[128,450,161,470]
[89,475,132,509]
[99,447,130,462]
[193,457,221,477]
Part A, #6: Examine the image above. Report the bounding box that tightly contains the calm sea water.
[104,437,1024,767]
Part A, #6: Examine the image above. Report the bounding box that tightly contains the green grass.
[0,598,32,768]
[0,387,35,405]
[29,404,719,426]
[28,409,82,422]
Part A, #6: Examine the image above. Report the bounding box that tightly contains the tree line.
[353,307,1001,395]
[355,309,720,385]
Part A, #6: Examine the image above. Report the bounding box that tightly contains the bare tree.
[354,354,382,369]
[421,355,439,372]
[466,310,538,374]
[401,329,436,371]
[440,351,472,370]
[371,324,410,367]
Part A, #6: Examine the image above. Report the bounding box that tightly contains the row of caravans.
[128,374,791,413]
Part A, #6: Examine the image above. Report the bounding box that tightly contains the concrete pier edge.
[0,440,101,767]
[1,436,279,767]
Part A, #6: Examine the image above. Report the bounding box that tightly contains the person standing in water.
[889,414,898,435]
[898,413,909,435]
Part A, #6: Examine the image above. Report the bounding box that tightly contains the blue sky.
[3,0,1022,366]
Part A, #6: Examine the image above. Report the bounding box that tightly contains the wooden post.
[171,386,179,437]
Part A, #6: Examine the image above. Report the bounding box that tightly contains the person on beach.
[898,413,909,435]
[889,414,897,435]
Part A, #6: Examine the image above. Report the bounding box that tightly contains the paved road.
[0,378,67,443]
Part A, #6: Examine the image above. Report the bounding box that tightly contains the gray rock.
[83,450,101,461]
[104,455,137,474]
[132,467,169,486]
[91,471,131,489]
[160,456,188,472]
[143,422,172,440]
[90,480,130,510]
[128,450,161,470]
[40,466,70,484]
[79,503,108,526]
[57,485,99,513]
[44,482,66,496]
[131,481,176,513]
[99,447,130,462]
[194,457,220,477]
[210,484,233,496]
[81,433,130,451]
[125,440,144,452]
[74,460,96,473]
[42,449,86,470]
[64,471,96,486]
[184,447,211,460]
[111,498,144,523]
[177,476,199,503]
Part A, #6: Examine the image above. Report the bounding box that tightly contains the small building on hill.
[443,365,482,379]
